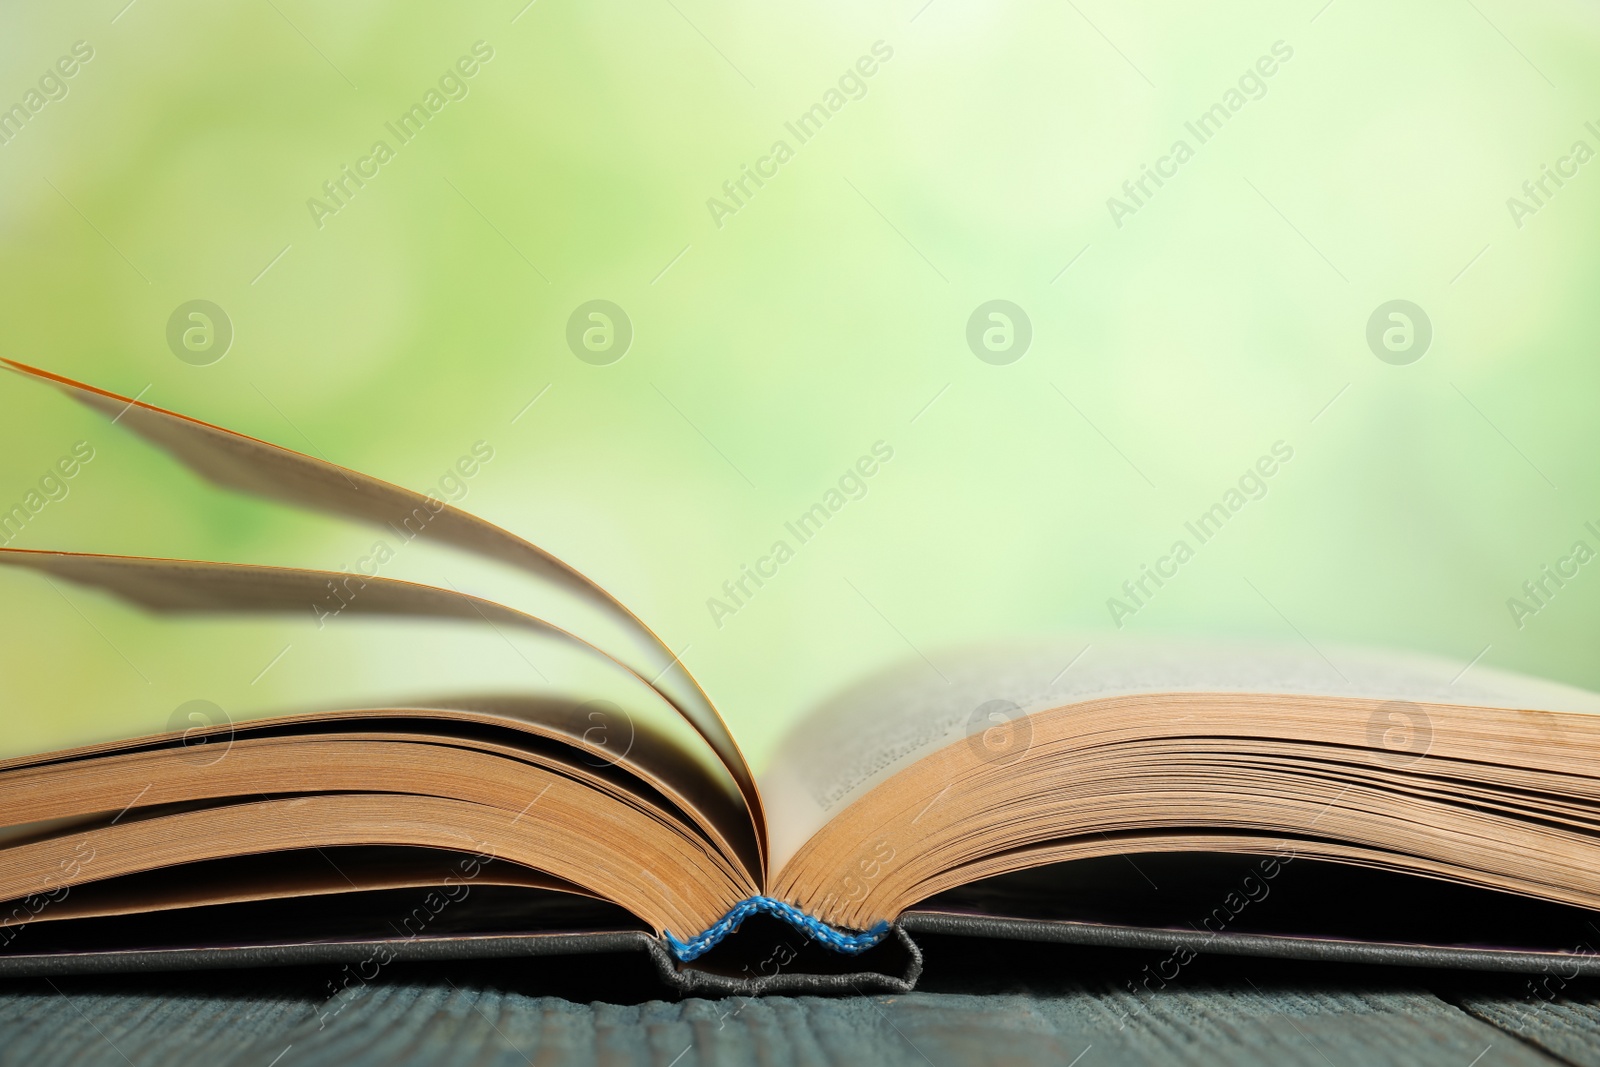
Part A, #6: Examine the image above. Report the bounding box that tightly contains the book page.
[2,360,765,857]
[761,636,1600,873]
[0,549,762,879]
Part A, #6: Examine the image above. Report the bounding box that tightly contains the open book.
[5,359,1600,994]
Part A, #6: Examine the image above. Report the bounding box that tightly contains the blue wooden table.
[2,938,1595,1065]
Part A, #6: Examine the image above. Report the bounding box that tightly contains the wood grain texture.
[1452,974,1600,1067]
[0,949,1592,1067]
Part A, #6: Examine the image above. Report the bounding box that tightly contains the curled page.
[3,359,767,871]
[0,547,761,880]
[0,548,564,629]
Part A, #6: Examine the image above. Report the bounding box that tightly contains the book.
[5,357,1600,994]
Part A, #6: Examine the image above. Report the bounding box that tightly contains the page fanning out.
[0,546,761,877]
[2,359,768,868]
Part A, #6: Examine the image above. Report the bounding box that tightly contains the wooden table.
[2,936,1595,1065]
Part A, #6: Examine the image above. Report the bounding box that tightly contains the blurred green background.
[1,0,1596,772]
